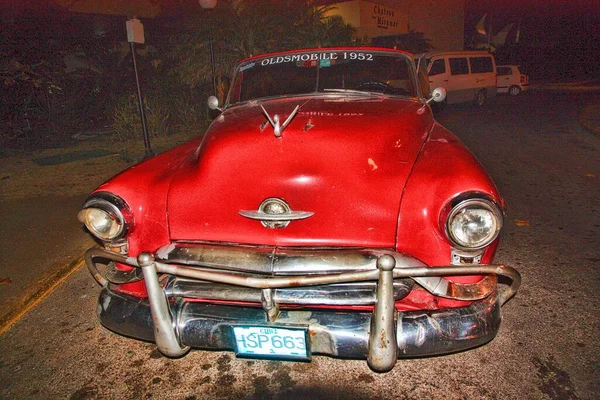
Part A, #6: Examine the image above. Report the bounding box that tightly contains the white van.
[497,65,529,96]
[421,51,497,106]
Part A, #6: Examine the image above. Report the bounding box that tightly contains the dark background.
[464,0,600,80]
[1,0,598,152]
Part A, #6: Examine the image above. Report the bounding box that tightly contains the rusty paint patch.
[379,329,388,349]
[368,158,378,171]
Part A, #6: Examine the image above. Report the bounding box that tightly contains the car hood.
[167,96,433,247]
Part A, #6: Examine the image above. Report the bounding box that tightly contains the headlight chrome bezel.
[78,193,132,242]
[444,197,504,251]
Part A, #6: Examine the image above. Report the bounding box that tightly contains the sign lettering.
[257,52,375,67]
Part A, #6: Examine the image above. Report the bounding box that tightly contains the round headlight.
[79,208,123,240]
[446,198,503,250]
[78,194,131,241]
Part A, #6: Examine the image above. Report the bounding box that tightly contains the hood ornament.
[260,104,300,138]
[239,198,314,229]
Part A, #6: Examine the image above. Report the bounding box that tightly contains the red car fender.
[395,122,503,283]
[91,137,202,297]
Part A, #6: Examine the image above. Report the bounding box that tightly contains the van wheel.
[509,85,522,96]
[474,90,487,107]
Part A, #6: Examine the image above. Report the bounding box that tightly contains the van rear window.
[470,57,494,73]
[449,57,469,75]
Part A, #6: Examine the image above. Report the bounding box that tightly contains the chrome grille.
[165,277,414,306]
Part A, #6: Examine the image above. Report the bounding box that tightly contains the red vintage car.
[80,47,520,372]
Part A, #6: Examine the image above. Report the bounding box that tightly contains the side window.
[470,57,494,73]
[428,59,446,76]
[497,67,511,76]
[449,57,469,75]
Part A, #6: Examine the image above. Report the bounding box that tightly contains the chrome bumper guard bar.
[85,247,520,372]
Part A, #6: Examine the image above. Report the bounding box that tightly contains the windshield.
[227,50,419,105]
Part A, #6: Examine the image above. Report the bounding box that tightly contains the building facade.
[321,0,465,51]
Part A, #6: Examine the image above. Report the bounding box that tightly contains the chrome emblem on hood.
[260,104,300,138]
[239,198,314,229]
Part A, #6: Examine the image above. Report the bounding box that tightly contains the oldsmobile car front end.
[79,47,520,372]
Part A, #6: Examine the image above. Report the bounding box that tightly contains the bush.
[172,95,203,127]
[112,94,171,141]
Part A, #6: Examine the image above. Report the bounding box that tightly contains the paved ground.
[0,132,195,334]
[0,89,598,399]
[0,196,93,332]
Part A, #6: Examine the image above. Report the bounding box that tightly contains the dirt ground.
[0,130,201,201]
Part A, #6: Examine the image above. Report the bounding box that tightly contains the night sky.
[464,0,600,48]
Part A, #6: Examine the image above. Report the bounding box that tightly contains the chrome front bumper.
[85,245,520,372]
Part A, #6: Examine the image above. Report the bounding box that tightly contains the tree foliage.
[166,0,356,95]
[0,5,138,148]
[0,0,357,149]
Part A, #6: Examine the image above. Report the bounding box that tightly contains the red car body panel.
[167,96,433,247]
[396,123,502,283]
[93,137,202,256]
[93,99,502,300]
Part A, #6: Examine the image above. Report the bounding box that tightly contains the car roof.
[420,51,493,58]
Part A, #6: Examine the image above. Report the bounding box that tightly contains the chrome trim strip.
[164,278,413,306]
[238,210,314,221]
[157,244,424,275]
[158,243,276,274]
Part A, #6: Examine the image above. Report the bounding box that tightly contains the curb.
[0,257,85,336]
[579,104,600,136]
[530,84,600,91]
[529,80,600,91]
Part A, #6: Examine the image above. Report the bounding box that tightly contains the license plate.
[232,326,310,361]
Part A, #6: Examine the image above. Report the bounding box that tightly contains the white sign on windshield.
[260,52,375,66]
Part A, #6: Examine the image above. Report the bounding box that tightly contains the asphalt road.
[0,91,598,399]
[0,195,94,330]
